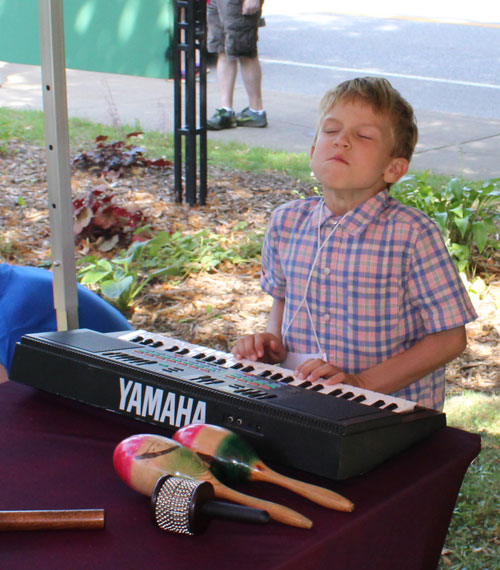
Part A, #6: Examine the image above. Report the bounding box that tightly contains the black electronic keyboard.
[9,328,446,480]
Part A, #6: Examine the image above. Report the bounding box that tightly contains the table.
[0,382,480,570]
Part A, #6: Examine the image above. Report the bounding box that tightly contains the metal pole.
[38,0,79,330]
[173,0,184,203]
[196,0,207,205]
[184,0,197,206]
[173,0,207,206]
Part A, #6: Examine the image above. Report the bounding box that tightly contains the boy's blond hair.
[314,77,418,161]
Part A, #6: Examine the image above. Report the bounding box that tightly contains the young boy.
[232,77,476,410]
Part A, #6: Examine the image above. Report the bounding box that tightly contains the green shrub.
[77,224,263,312]
[391,173,500,286]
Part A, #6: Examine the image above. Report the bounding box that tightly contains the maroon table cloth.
[0,382,480,570]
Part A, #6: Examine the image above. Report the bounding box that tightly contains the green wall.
[0,0,173,78]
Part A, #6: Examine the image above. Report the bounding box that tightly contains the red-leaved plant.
[72,132,173,177]
[73,186,149,252]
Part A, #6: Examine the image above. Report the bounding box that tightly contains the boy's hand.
[242,0,261,15]
[232,333,286,364]
[295,358,349,385]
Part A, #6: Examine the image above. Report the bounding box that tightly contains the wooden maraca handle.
[251,462,354,512]
[210,479,312,529]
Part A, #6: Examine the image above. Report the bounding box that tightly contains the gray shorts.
[207,0,263,59]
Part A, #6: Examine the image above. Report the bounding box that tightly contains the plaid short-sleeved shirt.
[260,190,477,409]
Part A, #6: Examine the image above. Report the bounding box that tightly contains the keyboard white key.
[118,330,416,413]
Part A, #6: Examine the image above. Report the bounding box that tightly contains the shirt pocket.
[347,274,402,346]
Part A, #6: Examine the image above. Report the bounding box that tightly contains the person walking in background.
[206,0,267,130]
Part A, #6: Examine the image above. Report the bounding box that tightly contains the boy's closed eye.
[357,128,379,140]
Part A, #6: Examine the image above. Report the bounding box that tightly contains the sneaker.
[207,108,237,130]
[236,107,268,128]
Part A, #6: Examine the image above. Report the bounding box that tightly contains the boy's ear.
[384,157,409,184]
[310,145,315,159]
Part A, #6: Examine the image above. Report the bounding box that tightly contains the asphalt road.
[1,2,499,179]
[258,3,500,120]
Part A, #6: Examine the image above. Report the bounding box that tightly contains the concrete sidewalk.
[1,61,499,181]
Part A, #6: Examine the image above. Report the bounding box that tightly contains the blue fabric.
[0,264,133,372]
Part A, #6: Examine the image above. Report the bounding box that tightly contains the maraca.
[113,434,313,529]
[173,424,354,512]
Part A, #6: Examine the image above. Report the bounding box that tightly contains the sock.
[249,108,265,115]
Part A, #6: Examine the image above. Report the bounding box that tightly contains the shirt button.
[323,267,331,275]
[323,313,330,321]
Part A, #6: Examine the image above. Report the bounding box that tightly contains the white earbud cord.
[282,200,347,356]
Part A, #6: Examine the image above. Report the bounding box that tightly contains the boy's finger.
[252,335,267,359]
[239,336,257,360]
[294,358,319,379]
[306,364,332,383]
[322,371,347,385]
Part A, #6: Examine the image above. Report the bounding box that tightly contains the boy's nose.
[333,132,350,148]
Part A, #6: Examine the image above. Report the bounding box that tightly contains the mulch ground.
[1,141,499,395]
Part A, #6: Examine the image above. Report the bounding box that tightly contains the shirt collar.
[313,190,391,235]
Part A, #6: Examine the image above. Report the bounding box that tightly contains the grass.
[1,106,499,568]
[439,392,499,569]
[0,108,46,150]
[0,107,313,180]
[207,140,312,181]
[0,107,455,185]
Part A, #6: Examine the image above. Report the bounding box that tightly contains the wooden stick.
[0,509,105,531]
